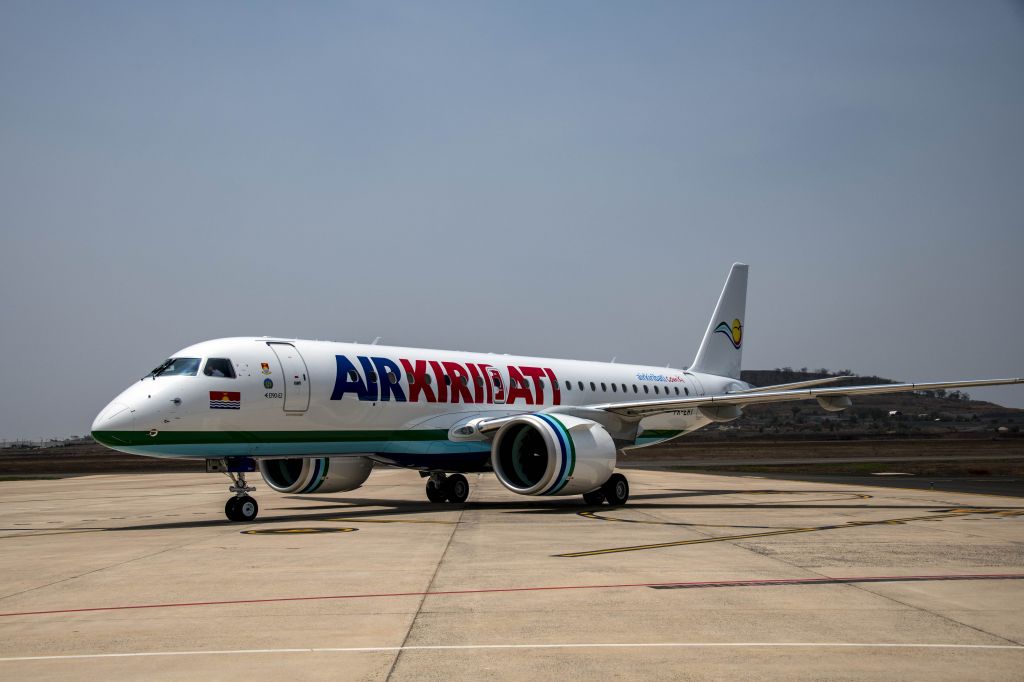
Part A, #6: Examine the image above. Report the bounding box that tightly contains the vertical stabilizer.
[690,263,748,379]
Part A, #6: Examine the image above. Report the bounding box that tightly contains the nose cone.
[91,401,135,445]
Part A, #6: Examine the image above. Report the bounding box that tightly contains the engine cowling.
[491,414,616,496]
[258,456,373,494]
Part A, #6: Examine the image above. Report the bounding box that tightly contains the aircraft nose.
[92,401,135,434]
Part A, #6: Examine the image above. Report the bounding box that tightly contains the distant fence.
[1,437,92,449]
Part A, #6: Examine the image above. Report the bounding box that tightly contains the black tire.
[236,495,259,521]
[425,479,447,503]
[582,489,605,505]
[446,474,469,503]
[602,473,629,506]
[225,497,240,521]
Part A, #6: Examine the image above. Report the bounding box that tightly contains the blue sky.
[1,1,1022,438]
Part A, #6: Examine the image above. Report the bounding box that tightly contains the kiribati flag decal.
[210,391,241,409]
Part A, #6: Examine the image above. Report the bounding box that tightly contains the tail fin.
[690,263,748,379]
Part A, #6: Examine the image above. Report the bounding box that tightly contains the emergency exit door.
[268,343,310,412]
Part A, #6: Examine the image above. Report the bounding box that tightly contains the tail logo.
[714,318,743,349]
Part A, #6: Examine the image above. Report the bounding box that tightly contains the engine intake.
[258,456,373,494]
[491,414,616,496]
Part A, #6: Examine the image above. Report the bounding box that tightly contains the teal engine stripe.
[536,414,575,495]
[300,457,329,494]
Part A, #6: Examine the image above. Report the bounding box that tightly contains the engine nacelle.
[816,395,852,413]
[258,456,373,494]
[491,414,616,496]
[698,404,743,422]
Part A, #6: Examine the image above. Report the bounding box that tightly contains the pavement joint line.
[834,576,1024,648]
[1,574,1021,619]
[2,642,1024,662]
[382,476,471,681]
[560,506,1024,557]
[0,515,251,604]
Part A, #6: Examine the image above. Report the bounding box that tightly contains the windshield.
[148,357,201,378]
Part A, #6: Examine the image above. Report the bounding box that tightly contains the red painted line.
[2,573,1022,619]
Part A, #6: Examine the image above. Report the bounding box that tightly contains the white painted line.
[2,642,1023,662]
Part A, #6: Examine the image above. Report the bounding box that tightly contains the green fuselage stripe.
[92,429,450,448]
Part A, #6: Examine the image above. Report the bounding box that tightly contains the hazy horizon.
[1,1,1022,440]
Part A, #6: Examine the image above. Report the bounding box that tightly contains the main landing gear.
[582,473,629,506]
[424,472,470,504]
[224,467,259,522]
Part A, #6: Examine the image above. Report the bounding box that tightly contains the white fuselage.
[91,337,748,470]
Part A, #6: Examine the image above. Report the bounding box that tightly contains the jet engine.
[258,456,373,494]
[491,414,616,496]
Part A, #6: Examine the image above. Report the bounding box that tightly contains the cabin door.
[268,343,310,412]
[486,366,506,404]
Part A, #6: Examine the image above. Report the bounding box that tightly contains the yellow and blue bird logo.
[714,318,743,349]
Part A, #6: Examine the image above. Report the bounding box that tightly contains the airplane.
[91,264,1022,522]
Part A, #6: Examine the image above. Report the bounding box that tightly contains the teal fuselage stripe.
[91,428,684,460]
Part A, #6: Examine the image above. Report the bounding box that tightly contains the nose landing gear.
[219,460,258,522]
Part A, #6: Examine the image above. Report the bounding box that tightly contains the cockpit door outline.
[268,342,310,412]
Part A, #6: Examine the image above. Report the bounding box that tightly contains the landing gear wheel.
[582,489,605,505]
[446,474,469,503]
[601,473,629,506]
[235,495,259,521]
[425,479,447,503]
[226,495,259,522]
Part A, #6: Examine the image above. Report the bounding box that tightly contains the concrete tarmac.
[1,468,1023,680]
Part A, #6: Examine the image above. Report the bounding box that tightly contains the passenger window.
[621,384,627,393]
[348,370,359,382]
[459,375,468,387]
[424,374,433,386]
[601,382,607,392]
[203,358,236,378]
[444,375,452,386]
[537,378,545,389]
[674,386,680,395]
[654,385,660,395]
[590,382,596,391]
[408,373,416,384]
[475,376,484,388]
[492,377,501,387]
[643,385,649,394]
[578,381,584,391]
[368,371,378,383]
[611,384,617,392]
[632,384,638,393]
[387,371,397,385]
[684,387,689,395]
[565,380,571,390]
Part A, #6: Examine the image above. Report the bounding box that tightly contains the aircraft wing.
[459,376,1022,443]
[592,377,1023,419]
[729,375,852,393]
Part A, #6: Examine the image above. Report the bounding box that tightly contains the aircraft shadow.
[66,488,1017,533]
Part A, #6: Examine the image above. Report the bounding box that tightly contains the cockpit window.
[149,357,201,377]
[203,358,236,378]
